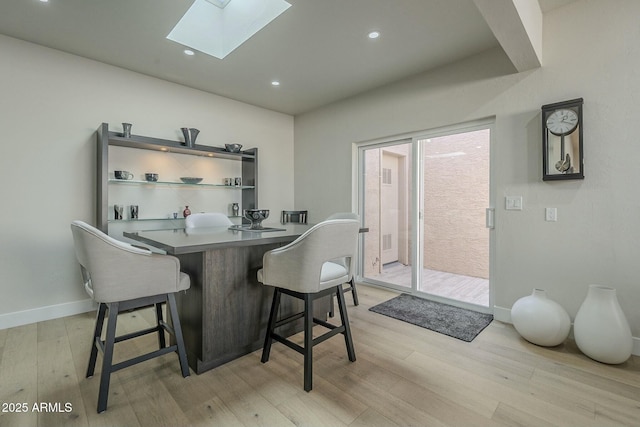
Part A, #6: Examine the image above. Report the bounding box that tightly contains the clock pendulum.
[555,137,571,173]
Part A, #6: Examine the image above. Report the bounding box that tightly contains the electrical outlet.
[545,207,557,222]
[505,196,523,210]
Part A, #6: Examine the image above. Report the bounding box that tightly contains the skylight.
[206,0,232,8]
[167,0,291,60]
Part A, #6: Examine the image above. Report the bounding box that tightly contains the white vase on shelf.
[573,284,632,364]
[511,288,571,347]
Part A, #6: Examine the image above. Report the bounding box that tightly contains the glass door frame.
[355,137,414,294]
[355,119,495,314]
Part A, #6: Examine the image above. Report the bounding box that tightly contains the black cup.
[115,170,133,180]
[145,173,158,182]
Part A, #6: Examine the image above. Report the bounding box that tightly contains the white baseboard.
[493,305,512,323]
[493,304,640,357]
[0,299,95,330]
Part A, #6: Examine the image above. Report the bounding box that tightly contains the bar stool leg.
[167,293,190,378]
[155,302,166,349]
[261,288,281,363]
[336,286,356,362]
[97,302,119,413]
[328,295,335,318]
[87,303,107,378]
[303,294,314,392]
[350,279,359,306]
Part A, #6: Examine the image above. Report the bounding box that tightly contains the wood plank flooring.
[373,263,490,306]
[1,284,639,426]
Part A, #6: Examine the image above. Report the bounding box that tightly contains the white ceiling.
[0,0,577,115]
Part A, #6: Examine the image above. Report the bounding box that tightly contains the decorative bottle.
[510,288,570,347]
[573,284,633,364]
[183,205,191,218]
[231,203,239,217]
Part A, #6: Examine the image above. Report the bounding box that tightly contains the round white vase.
[573,284,633,364]
[511,289,571,346]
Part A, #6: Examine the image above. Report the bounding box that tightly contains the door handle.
[485,208,495,229]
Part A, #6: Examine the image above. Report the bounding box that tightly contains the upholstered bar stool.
[257,218,360,391]
[326,212,360,307]
[70,220,191,413]
[185,212,233,228]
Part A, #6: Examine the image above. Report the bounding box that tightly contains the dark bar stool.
[281,210,308,224]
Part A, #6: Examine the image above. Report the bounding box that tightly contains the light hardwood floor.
[1,284,638,426]
[373,263,490,306]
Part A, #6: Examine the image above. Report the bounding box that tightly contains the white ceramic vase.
[511,289,571,346]
[573,284,632,364]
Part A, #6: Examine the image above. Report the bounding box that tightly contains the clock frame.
[542,98,584,181]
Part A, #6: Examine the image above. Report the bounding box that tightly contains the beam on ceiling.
[473,0,542,71]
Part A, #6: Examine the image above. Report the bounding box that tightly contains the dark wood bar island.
[124,224,322,374]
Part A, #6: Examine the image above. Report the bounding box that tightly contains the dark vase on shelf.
[232,203,239,216]
[122,122,132,138]
[181,128,199,148]
[183,206,191,218]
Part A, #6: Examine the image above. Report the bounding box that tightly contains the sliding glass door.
[358,122,493,311]
[360,140,413,290]
[418,129,490,307]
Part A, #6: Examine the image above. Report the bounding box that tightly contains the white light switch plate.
[545,207,557,221]
[505,196,523,210]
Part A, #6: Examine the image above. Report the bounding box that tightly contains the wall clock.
[542,98,584,181]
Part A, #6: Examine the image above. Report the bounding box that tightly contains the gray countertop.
[124,223,313,254]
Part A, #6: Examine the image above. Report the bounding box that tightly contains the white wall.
[0,34,294,327]
[294,0,640,344]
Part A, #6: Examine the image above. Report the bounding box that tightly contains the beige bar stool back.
[257,218,359,391]
[326,212,360,307]
[70,220,191,413]
[185,212,233,228]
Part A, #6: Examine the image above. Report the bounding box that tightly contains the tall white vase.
[511,289,571,347]
[573,285,633,364]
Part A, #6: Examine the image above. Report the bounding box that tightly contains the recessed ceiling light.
[368,31,380,39]
[184,49,195,56]
[39,0,49,3]
[271,81,280,86]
